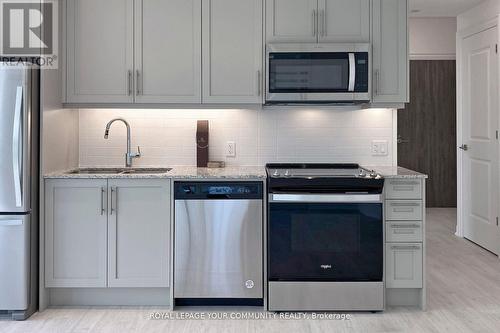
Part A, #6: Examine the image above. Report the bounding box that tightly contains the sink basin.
[69,168,172,175]
[120,168,172,174]
[69,168,125,175]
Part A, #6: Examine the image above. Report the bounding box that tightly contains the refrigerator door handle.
[12,86,23,208]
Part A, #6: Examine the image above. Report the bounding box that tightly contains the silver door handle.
[110,187,117,215]
[127,70,132,96]
[459,144,468,151]
[320,9,325,37]
[348,53,356,92]
[397,135,410,144]
[270,194,382,203]
[13,86,23,207]
[100,187,106,215]
[136,70,141,95]
[312,10,317,37]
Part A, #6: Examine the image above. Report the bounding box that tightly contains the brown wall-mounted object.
[196,120,209,167]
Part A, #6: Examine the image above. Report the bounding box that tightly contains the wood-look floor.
[2,209,500,333]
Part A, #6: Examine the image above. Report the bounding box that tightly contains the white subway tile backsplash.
[78,108,396,167]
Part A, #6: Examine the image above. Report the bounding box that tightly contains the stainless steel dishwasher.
[174,182,263,306]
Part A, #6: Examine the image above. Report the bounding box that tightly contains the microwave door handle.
[348,53,356,92]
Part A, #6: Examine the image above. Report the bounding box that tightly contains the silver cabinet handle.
[374,70,379,95]
[127,70,132,96]
[136,70,141,96]
[390,202,420,207]
[312,10,317,37]
[390,181,420,186]
[110,187,117,215]
[391,245,421,251]
[320,9,325,37]
[100,187,106,215]
[12,86,23,207]
[257,70,261,96]
[390,224,421,229]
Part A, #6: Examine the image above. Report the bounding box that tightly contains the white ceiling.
[410,0,485,17]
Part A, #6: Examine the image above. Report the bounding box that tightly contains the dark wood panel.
[398,60,457,207]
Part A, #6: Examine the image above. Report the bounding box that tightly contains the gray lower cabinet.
[45,179,108,288]
[45,179,171,288]
[108,179,171,287]
[385,243,423,288]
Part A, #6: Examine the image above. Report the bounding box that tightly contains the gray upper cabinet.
[107,179,171,288]
[134,0,202,103]
[372,0,409,103]
[45,179,108,288]
[265,0,318,43]
[202,0,263,103]
[65,0,134,103]
[318,0,370,42]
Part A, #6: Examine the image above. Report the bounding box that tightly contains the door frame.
[456,17,500,238]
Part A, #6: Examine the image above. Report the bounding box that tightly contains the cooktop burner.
[266,163,381,179]
[266,164,384,194]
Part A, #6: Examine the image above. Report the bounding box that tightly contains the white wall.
[410,17,457,59]
[457,0,500,31]
[78,108,396,167]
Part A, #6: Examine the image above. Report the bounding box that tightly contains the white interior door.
[461,26,499,254]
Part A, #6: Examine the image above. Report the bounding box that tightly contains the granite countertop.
[43,166,267,180]
[367,166,428,179]
[44,165,426,180]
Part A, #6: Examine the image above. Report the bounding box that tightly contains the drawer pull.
[393,186,415,191]
[390,224,420,229]
[391,245,421,250]
[390,181,420,185]
[393,208,414,213]
[390,202,420,207]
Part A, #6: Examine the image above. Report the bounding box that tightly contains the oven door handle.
[269,194,382,203]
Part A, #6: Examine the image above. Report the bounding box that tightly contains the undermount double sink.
[69,168,172,175]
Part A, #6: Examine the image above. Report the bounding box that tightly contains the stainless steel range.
[266,164,385,312]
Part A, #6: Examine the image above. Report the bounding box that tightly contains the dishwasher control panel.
[175,182,263,200]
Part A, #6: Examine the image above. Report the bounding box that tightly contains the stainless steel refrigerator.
[0,61,39,320]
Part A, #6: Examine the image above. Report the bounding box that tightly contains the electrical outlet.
[226,141,236,157]
[372,140,388,156]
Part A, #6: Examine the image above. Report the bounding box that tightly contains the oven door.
[268,194,383,282]
[266,44,370,103]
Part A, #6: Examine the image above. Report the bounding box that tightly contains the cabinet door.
[202,0,263,103]
[319,0,370,42]
[45,179,108,288]
[134,0,202,103]
[372,0,408,103]
[108,179,171,288]
[66,0,134,103]
[386,243,423,288]
[266,0,318,43]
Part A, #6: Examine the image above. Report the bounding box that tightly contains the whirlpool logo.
[1,0,58,68]
[320,265,332,270]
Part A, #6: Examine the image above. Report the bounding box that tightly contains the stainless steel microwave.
[265,43,371,104]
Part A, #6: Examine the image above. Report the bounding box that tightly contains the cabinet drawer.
[386,243,423,288]
[386,222,422,242]
[385,180,422,200]
[386,200,423,221]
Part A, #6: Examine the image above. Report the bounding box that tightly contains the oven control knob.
[359,169,366,177]
[284,170,290,177]
[273,170,280,177]
[370,170,378,178]
[245,280,254,289]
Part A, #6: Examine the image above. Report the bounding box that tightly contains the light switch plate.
[226,141,236,157]
[372,140,388,156]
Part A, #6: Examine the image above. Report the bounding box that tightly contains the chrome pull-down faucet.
[104,118,141,168]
